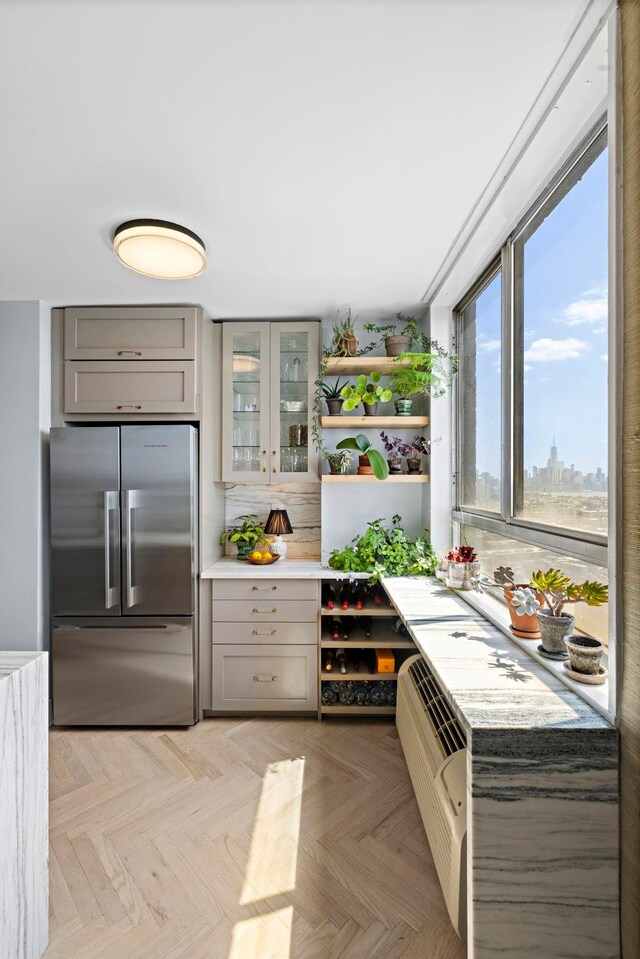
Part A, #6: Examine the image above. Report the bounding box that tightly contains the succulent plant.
[510,587,541,618]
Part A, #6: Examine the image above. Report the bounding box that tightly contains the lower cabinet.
[212,644,317,711]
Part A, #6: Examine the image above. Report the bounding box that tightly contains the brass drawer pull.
[253,674,278,683]
[252,629,277,637]
[253,607,277,614]
[252,585,277,591]
[117,350,142,356]
[117,404,142,410]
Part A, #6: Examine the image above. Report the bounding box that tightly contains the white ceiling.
[0,0,590,318]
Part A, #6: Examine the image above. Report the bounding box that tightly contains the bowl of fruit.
[247,548,281,566]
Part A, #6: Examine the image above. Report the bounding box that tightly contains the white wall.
[0,301,50,651]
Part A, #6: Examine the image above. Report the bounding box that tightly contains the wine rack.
[318,579,415,718]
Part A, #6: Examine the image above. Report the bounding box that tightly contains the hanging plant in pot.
[335,434,389,480]
[340,372,392,416]
[321,377,348,416]
[379,432,412,474]
[512,570,608,660]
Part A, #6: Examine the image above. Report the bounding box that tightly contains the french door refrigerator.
[50,425,198,726]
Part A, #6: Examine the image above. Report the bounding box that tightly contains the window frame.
[453,118,608,569]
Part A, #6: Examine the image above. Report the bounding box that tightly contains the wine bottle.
[391,617,409,638]
[321,583,337,610]
[337,681,356,705]
[369,584,383,606]
[323,651,335,672]
[321,683,338,705]
[335,649,349,674]
[357,615,373,638]
[383,682,397,706]
[354,682,370,705]
[369,682,386,706]
[340,618,352,640]
[340,584,355,609]
[354,585,367,610]
[327,618,343,640]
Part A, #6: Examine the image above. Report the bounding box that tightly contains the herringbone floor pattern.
[46,718,466,959]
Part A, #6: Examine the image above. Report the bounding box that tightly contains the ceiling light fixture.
[113,219,207,279]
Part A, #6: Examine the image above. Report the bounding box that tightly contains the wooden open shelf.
[321,638,415,649]
[320,704,396,716]
[320,606,395,617]
[324,356,411,376]
[322,474,429,483]
[322,670,398,681]
[321,415,429,429]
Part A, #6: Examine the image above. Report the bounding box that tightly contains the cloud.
[524,337,590,362]
[561,291,608,326]
[479,338,501,352]
[523,364,532,372]
[601,353,608,362]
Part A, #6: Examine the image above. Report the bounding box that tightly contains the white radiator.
[396,654,467,939]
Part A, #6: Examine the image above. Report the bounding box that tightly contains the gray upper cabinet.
[64,360,196,414]
[64,306,197,360]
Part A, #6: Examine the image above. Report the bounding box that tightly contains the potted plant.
[477,565,544,639]
[321,377,348,416]
[330,309,359,356]
[389,350,457,408]
[379,432,411,474]
[512,570,608,659]
[219,514,266,561]
[340,372,393,415]
[327,514,437,581]
[434,552,449,581]
[322,448,354,475]
[363,316,413,357]
[565,635,605,679]
[445,545,479,590]
[335,434,389,480]
[406,435,431,474]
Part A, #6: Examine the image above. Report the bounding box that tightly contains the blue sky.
[474,145,608,479]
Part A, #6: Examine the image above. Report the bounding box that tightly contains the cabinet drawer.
[212,600,317,623]
[212,644,317,711]
[64,361,196,414]
[64,306,197,360]
[212,579,318,602]
[213,621,317,646]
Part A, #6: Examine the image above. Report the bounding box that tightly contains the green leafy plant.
[219,514,266,548]
[320,377,348,399]
[362,321,398,340]
[528,568,609,618]
[363,312,449,355]
[340,372,393,411]
[390,351,457,399]
[322,449,353,473]
[328,514,438,583]
[336,433,389,480]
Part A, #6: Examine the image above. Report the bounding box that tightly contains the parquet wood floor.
[45,718,467,959]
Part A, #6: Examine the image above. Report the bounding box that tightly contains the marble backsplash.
[223,483,321,559]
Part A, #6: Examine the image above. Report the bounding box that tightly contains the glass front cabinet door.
[222,321,319,483]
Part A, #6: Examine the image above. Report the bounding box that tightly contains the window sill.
[454,586,612,722]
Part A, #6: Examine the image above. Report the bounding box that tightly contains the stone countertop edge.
[201,558,370,579]
[380,575,613,734]
[0,651,48,680]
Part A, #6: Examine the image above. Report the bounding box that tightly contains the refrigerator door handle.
[103,491,120,610]
[123,489,140,609]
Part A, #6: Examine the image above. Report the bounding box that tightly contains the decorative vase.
[406,455,421,474]
[363,402,379,416]
[338,335,358,356]
[236,541,253,561]
[537,610,574,659]
[446,560,479,591]
[326,398,344,416]
[565,635,604,674]
[357,454,374,475]
[504,584,544,639]
[384,334,412,357]
[394,398,413,416]
[387,456,403,474]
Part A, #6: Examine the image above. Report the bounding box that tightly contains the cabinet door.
[64,361,196,413]
[269,321,320,482]
[221,323,270,481]
[64,306,197,360]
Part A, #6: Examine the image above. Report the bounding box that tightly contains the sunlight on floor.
[240,757,305,905]
[228,906,294,959]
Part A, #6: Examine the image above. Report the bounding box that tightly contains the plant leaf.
[367,449,390,480]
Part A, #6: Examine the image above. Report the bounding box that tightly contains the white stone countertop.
[201,558,369,579]
[382,576,612,732]
[0,651,46,680]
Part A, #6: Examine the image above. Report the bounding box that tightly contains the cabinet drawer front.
[64,361,196,414]
[213,622,317,646]
[212,579,318,602]
[212,644,317,711]
[64,307,197,360]
[212,600,317,623]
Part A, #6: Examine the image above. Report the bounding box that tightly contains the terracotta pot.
[357,454,374,475]
[504,584,544,639]
[325,398,344,415]
[384,334,412,357]
[338,335,358,356]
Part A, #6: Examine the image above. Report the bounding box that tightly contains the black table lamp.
[265,507,293,559]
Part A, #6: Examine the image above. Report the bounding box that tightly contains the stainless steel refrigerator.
[50,425,198,726]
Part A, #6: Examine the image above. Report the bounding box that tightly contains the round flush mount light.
[113,219,207,279]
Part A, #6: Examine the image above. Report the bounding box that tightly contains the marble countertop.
[382,576,612,732]
[201,558,369,579]
[0,652,46,681]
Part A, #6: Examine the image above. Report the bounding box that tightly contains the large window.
[455,122,609,640]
